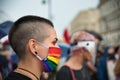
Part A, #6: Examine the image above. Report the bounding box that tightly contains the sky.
[0,0,99,39]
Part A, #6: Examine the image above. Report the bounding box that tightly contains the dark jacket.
[96,46,110,80]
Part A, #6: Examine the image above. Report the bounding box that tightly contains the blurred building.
[70,8,100,35]
[98,0,108,6]
[99,0,120,46]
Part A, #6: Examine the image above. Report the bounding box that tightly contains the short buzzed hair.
[9,15,54,59]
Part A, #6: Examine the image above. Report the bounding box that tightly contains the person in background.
[107,46,116,80]
[5,15,61,80]
[86,30,103,64]
[56,31,96,80]
[84,31,103,80]
[114,45,120,80]
[0,41,11,79]
[114,58,120,80]
[115,46,120,60]
[97,46,111,80]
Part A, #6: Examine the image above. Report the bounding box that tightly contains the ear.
[28,39,38,55]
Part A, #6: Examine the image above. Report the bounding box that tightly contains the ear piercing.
[35,51,38,54]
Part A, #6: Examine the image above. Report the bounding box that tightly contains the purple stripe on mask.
[41,60,50,72]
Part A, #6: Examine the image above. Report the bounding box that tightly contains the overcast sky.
[0,0,99,39]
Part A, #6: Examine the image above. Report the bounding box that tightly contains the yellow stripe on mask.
[48,56,59,64]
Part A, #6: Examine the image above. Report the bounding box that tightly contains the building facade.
[70,9,100,35]
[99,0,120,46]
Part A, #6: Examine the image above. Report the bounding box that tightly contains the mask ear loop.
[35,41,49,61]
[37,41,49,48]
[36,55,43,61]
[37,41,49,60]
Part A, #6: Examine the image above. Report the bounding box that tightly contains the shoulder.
[57,66,70,74]
[5,72,32,80]
[56,65,72,80]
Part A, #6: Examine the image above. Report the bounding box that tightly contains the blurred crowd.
[0,20,120,80]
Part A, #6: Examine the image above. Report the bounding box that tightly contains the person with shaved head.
[5,15,61,80]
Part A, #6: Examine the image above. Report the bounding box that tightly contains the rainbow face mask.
[35,42,61,72]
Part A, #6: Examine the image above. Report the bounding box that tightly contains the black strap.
[65,65,76,80]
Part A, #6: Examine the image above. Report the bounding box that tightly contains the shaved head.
[9,15,54,59]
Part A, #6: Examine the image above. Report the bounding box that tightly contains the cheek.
[38,48,48,59]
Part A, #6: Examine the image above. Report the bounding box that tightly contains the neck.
[15,58,43,80]
[65,56,83,70]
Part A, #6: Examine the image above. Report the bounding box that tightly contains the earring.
[35,51,38,54]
